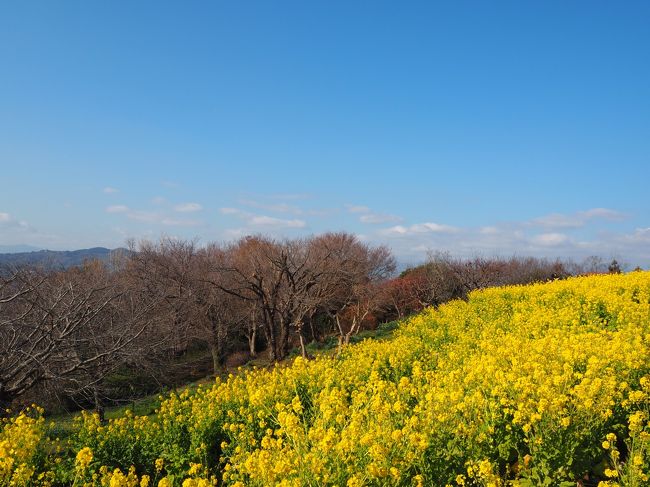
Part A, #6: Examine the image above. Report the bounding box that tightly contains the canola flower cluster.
[2,272,650,486]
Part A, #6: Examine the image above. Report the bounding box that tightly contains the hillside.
[3,272,650,486]
[0,247,128,269]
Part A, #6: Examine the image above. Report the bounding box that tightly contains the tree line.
[0,232,623,417]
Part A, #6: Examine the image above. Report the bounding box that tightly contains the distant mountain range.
[0,247,129,269]
[0,244,43,253]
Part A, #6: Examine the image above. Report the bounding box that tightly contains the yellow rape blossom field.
[3,272,650,486]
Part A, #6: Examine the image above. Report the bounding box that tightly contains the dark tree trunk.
[264,323,277,361]
[298,327,308,359]
[262,306,278,361]
[208,320,226,376]
[248,324,257,358]
[277,317,291,360]
[93,386,105,423]
[0,388,14,416]
[307,316,319,343]
[210,343,223,376]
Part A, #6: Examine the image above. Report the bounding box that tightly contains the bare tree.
[59,261,163,419]
[310,233,396,349]
[193,245,248,374]
[0,262,159,416]
[0,232,398,414]
[216,236,290,361]
[127,237,200,357]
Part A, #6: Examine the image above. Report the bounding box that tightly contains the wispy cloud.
[249,215,306,228]
[346,205,371,214]
[346,204,403,225]
[220,207,307,229]
[479,226,500,235]
[268,193,311,201]
[530,232,570,246]
[381,222,459,236]
[105,205,201,226]
[616,227,650,246]
[237,196,336,217]
[531,208,627,229]
[174,202,203,213]
[0,212,29,229]
[123,210,160,223]
[368,207,649,265]
[239,199,303,215]
[103,187,120,194]
[161,218,202,226]
[0,212,62,248]
[106,205,129,213]
[359,213,402,224]
[220,207,245,216]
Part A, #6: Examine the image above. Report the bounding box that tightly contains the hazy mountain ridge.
[0,244,43,253]
[0,247,129,269]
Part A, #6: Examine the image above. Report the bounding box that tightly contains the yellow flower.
[75,447,93,471]
[347,476,364,487]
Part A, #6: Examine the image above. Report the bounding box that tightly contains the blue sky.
[1,1,649,265]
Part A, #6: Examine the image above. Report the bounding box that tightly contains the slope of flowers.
[3,272,650,486]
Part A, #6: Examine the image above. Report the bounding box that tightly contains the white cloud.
[359,213,402,224]
[161,218,201,226]
[581,208,626,220]
[479,226,499,235]
[224,228,247,239]
[220,207,245,216]
[531,208,627,229]
[636,227,650,238]
[235,198,337,218]
[103,187,120,194]
[126,210,160,223]
[220,207,306,230]
[0,212,28,230]
[366,206,650,266]
[106,205,129,213]
[531,233,570,246]
[346,205,370,214]
[382,222,459,236]
[412,223,459,233]
[106,205,202,227]
[174,202,203,213]
[532,213,582,229]
[239,199,304,215]
[620,227,650,244]
[249,215,306,228]
[0,213,51,248]
[346,204,403,224]
[268,193,310,200]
